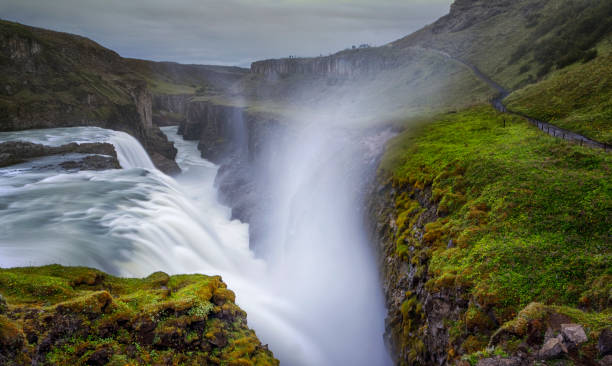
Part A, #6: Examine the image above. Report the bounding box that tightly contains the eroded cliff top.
[0,265,278,365]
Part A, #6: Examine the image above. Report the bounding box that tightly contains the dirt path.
[417,47,610,151]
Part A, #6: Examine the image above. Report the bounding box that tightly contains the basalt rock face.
[251,47,405,78]
[180,101,249,163]
[178,100,285,246]
[369,180,469,366]
[0,20,179,174]
[152,94,192,126]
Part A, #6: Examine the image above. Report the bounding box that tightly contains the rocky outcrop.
[0,141,120,170]
[251,47,405,78]
[180,101,248,163]
[152,94,192,126]
[0,265,278,365]
[369,180,469,365]
[369,175,611,366]
[178,100,284,245]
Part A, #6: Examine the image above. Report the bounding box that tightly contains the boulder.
[561,323,588,348]
[539,335,567,359]
[600,329,612,357]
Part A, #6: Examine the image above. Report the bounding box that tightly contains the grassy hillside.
[0,265,278,365]
[125,59,247,96]
[505,37,612,145]
[395,0,612,91]
[378,105,611,363]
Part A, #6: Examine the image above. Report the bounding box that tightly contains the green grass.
[381,103,611,322]
[506,43,612,145]
[0,265,278,365]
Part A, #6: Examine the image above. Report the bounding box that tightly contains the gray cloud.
[0,0,452,66]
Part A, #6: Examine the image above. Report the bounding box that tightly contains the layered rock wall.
[251,47,404,78]
[368,181,469,366]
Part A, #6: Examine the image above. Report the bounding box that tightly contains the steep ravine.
[178,100,286,248]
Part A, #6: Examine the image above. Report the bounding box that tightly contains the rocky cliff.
[153,94,192,126]
[0,20,181,174]
[251,47,405,78]
[178,100,285,246]
[0,265,278,365]
[369,106,612,366]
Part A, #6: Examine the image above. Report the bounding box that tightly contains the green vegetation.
[506,44,612,144]
[380,105,611,359]
[0,265,278,365]
[394,0,612,91]
[510,0,612,76]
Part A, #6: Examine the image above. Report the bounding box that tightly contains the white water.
[0,125,391,365]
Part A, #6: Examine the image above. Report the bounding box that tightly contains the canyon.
[1,0,611,364]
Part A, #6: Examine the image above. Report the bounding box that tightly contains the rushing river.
[0,125,391,365]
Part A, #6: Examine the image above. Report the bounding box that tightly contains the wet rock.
[539,335,567,359]
[0,141,120,170]
[600,329,612,357]
[60,155,120,171]
[560,323,587,348]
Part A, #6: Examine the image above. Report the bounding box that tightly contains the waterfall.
[108,132,155,170]
[0,125,392,366]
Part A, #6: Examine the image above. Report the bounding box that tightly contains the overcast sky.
[0,0,452,67]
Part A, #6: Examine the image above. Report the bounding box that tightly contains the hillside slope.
[505,37,612,145]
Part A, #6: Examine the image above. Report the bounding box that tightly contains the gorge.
[1,0,612,365]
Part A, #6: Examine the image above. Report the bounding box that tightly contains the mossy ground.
[0,265,278,366]
[380,105,611,360]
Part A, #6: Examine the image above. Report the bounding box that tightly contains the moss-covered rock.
[0,265,278,365]
[371,105,612,365]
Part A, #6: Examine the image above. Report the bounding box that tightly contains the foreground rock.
[0,265,278,365]
[0,141,120,170]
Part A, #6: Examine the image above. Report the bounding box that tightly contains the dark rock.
[135,319,157,345]
[149,151,180,175]
[207,331,227,348]
[0,141,120,170]
[539,335,568,359]
[86,347,111,366]
[60,155,120,171]
[600,329,612,357]
[560,323,587,348]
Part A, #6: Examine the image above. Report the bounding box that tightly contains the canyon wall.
[178,100,285,246]
[368,180,469,366]
[251,47,405,78]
